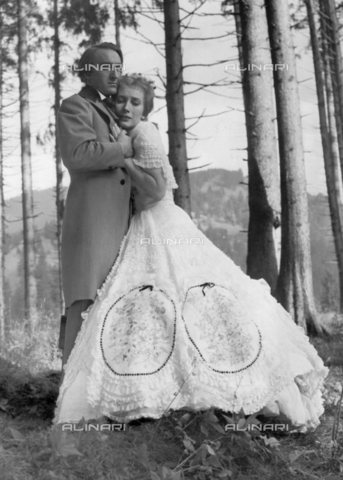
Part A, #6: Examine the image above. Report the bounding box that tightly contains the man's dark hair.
[77,43,123,83]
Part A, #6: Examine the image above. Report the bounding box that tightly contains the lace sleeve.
[130,122,164,169]
[129,121,178,189]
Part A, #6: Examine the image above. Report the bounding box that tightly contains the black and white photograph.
[0,0,343,478]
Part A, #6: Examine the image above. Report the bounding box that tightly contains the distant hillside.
[4,168,338,316]
[6,188,60,236]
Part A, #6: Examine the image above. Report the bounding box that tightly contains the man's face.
[85,49,122,96]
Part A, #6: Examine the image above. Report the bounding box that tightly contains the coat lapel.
[78,86,120,139]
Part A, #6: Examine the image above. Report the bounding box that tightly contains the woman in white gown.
[53,74,328,432]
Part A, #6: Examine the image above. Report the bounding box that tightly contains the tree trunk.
[0,5,5,343]
[18,0,37,334]
[235,0,280,291]
[163,0,191,214]
[53,0,64,313]
[308,0,343,312]
[265,0,323,334]
[319,0,343,185]
[114,0,121,48]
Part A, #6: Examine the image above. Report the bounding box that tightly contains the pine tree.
[305,0,343,312]
[163,0,191,213]
[234,0,280,290]
[52,0,64,312]
[265,0,324,334]
[17,0,37,334]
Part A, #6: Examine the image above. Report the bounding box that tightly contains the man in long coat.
[57,43,132,367]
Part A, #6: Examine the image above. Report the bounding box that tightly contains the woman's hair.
[117,74,155,118]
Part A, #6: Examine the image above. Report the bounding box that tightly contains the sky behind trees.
[3,0,325,199]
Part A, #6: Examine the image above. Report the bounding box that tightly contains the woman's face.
[114,85,145,131]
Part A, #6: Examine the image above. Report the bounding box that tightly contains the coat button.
[120,179,125,185]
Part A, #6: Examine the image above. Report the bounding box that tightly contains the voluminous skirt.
[53,197,328,431]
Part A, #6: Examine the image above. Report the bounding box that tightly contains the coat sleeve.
[57,95,125,172]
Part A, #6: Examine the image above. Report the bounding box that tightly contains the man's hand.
[117,131,133,158]
[57,95,130,172]
[133,190,160,213]
[124,157,166,203]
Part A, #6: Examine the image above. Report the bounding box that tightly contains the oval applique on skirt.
[100,285,177,376]
[181,282,262,374]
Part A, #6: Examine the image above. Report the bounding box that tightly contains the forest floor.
[0,313,342,480]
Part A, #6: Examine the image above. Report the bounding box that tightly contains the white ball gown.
[53,121,328,432]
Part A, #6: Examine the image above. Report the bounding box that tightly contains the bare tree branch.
[184,78,239,95]
[153,68,167,89]
[179,0,207,22]
[187,108,236,121]
[191,11,227,17]
[182,32,234,40]
[186,86,243,99]
[183,59,230,69]
[137,8,164,26]
[124,33,164,48]
[188,163,212,171]
[185,108,235,130]
[298,77,314,83]
[151,103,167,115]
[127,30,165,58]
[185,108,206,130]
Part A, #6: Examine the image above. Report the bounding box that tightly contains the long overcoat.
[57,85,131,308]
